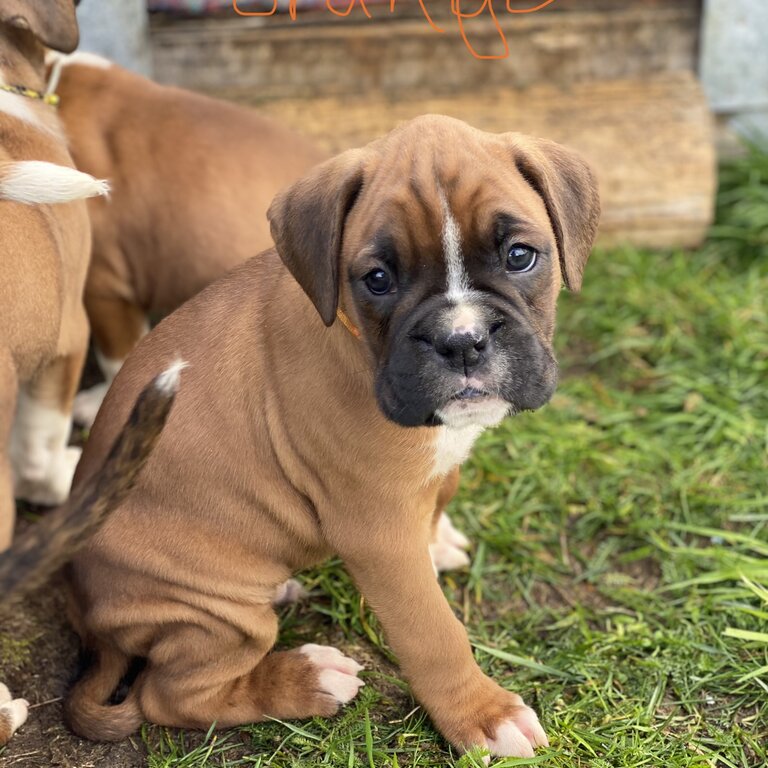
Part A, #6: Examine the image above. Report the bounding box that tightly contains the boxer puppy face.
[269,116,600,429]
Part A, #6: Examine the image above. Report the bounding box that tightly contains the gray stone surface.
[701,0,768,143]
[76,0,152,75]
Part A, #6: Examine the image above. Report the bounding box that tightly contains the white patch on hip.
[10,392,80,505]
[440,188,470,302]
[0,161,109,205]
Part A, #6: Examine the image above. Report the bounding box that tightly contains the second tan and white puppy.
[0,0,108,548]
[46,53,325,426]
[64,115,599,758]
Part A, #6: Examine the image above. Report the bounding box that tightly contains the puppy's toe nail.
[317,668,364,704]
[509,706,548,748]
[300,644,365,706]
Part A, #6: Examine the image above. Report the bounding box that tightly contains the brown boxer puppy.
[0,0,109,545]
[45,52,325,427]
[65,115,599,758]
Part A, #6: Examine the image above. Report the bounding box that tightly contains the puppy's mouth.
[450,386,491,401]
[434,382,510,429]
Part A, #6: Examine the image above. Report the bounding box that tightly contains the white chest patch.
[430,423,485,479]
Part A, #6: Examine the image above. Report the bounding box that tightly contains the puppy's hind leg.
[69,605,365,740]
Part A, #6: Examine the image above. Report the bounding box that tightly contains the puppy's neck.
[0,29,61,135]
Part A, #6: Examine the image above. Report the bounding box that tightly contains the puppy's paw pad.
[0,685,29,745]
[72,383,110,427]
[486,707,548,758]
[437,512,470,550]
[300,644,364,704]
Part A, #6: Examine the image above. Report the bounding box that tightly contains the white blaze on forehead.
[439,188,470,301]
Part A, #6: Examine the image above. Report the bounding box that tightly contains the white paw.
[430,512,471,573]
[484,708,549,761]
[438,512,470,549]
[299,644,364,705]
[429,541,471,573]
[0,683,29,745]
[72,382,110,427]
[13,445,81,505]
[272,578,307,607]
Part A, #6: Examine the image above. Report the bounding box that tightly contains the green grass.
[143,151,768,767]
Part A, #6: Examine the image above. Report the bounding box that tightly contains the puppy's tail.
[64,646,143,742]
[0,360,185,605]
[0,160,109,205]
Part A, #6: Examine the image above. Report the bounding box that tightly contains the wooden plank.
[250,72,715,249]
[150,2,700,100]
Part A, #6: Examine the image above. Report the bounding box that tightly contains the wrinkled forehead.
[346,128,553,260]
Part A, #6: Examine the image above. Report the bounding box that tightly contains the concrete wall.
[76,0,153,75]
[700,0,768,144]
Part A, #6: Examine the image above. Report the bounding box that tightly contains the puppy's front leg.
[333,516,548,759]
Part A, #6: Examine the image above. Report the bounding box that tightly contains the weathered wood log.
[148,3,715,248]
[150,1,701,100]
[256,72,716,249]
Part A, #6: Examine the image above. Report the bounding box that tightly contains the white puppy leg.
[429,512,471,573]
[72,351,124,428]
[10,391,80,505]
[73,332,146,428]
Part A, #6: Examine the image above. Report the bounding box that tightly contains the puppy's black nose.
[434,330,489,372]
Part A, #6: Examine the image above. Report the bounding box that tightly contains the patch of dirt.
[0,553,147,767]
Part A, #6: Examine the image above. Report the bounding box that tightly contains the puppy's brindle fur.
[66,116,599,757]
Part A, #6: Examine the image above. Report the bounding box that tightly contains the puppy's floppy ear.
[507,135,600,292]
[268,149,366,326]
[0,0,79,53]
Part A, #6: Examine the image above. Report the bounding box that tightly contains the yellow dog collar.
[0,83,59,107]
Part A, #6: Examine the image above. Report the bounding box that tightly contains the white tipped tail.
[0,161,109,205]
[154,359,188,395]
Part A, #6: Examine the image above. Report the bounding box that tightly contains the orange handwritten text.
[232,0,558,60]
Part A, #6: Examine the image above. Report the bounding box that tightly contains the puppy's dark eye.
[506,244,537,273]
[364,268,393,295]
